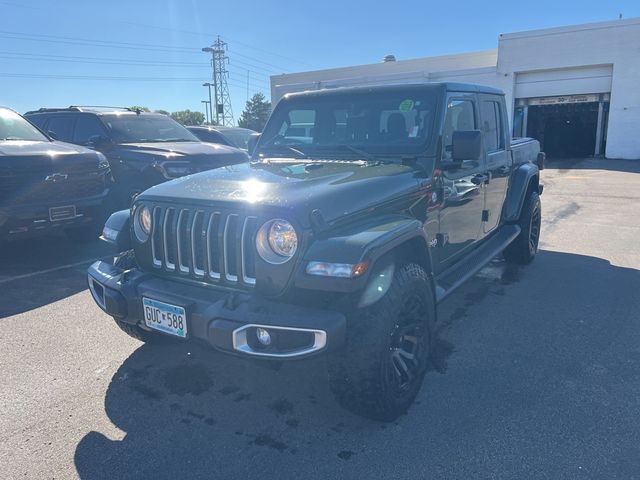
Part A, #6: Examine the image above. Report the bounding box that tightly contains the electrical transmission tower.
[202,36,234,126]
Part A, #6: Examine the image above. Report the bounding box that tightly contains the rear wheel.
[328,263,435,422]
[504,191,541,265]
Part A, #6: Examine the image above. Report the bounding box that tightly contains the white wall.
[271,18,640,159]
[498,18,640,159]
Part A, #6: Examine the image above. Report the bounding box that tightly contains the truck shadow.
[0,235,109,318]
[74,249,640,479]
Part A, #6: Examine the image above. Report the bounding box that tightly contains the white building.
[271,17,640,160]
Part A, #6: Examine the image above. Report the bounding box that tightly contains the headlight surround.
[256,219,298,264]
[133,204,152,242]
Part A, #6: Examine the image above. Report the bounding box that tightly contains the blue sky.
[1,0,638,123]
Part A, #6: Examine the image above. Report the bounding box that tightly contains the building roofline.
[500,16,640,40]
[271,49,498,81]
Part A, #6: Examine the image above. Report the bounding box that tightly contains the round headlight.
[134,205,152,242]
[256,219,297,264]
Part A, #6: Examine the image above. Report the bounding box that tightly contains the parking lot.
[1,158,639,479]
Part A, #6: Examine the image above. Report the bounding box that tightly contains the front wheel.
[328,263,435,422]
[504,191,541,265]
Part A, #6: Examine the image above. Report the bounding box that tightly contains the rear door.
[478,95,510,235]
[46,115,76,143]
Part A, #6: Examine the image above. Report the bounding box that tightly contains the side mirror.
[452,130,482,161]
[88,135,111,150]
[47,130,58,140]
[247,133,261,155]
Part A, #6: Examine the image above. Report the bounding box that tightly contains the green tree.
[170,110,205,126]
[237,93,271,132]
[154,109,170,115]
[129,106,150,112]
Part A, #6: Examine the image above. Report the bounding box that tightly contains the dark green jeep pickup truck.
[88,83,544,421]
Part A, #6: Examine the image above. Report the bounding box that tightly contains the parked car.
[0,107,111,242]
[24,107,249,209]
[187,126,257,151]
[88,83,545,421]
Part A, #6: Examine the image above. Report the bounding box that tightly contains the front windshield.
[258,89,438,158]
[0,108,49,142]
[221,129,252,150]
[101,114,199,143]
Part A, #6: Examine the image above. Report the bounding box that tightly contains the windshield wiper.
[330,144,378,162]
[260,145,309,159]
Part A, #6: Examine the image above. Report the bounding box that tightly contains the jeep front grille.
[150,206,258,287]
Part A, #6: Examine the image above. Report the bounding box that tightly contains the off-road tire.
[504,191,541,265]
[328,263,435,422]
[111,250,169,344]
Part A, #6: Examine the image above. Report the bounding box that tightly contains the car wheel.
[504,191,541,265]
[328,263,435,422]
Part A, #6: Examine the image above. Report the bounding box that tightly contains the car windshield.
[220,129,253,150]
[258,90,439,159]
[0,108,49,142]
[101,114,199,143]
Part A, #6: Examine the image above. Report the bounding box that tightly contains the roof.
[283,82,504,100]
[23,106,156,115]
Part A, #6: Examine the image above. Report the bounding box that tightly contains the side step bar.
[435,224,521,303]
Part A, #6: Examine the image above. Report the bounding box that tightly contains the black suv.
[0,107,111,242]
[25,107,249,209]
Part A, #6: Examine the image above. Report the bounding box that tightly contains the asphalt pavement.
[1,158,639,479]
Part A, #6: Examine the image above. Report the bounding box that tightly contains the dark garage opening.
[526,102,608,158]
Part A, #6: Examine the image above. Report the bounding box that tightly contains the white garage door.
[515,65,612,99]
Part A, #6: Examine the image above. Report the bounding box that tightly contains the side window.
[277,109,315,144]
[26,116,47,129]
[480,101,505,152]
[73,116,107,145]
[442,99,476,159]
[46,116,75,142]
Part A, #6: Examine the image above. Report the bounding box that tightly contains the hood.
[0,140,104,173]
[112,141,248,165]
[138,159,421,228]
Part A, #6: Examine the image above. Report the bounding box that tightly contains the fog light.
[256,327,271,346]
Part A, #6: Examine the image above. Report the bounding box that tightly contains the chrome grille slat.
[191,211,205,277]
[206,212,221,280]
[151,207,162,267]
[177,209,190,273]
[223,214,239,282]
[241,216,257,285]
[163,208,176,271]
[150,206,256,287]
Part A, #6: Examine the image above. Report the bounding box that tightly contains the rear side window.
[46,116,75,142]
[195,130,232,146]
[442,99,476,159]
[73,116,107,145]
[26,115,47,129]
[480,101,505,152]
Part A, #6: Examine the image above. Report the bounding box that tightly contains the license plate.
[143,298,187,338]
[49,205,76,221]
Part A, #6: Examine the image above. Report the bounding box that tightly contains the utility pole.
[203,83,214,124]
[201,100,210,124]
[202,36,234,126]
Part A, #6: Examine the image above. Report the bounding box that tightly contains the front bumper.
[0,191,108,240]
[87,260,346,359]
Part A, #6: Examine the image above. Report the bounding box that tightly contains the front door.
[435,94,485,268]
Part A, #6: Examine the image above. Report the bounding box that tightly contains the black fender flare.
[294,215,434,294]
[100,209,131,252]
[504,163,540,222]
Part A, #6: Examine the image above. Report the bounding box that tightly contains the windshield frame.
[0,108,51,142]
[256,86,443,161]
[99,113,199,144]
